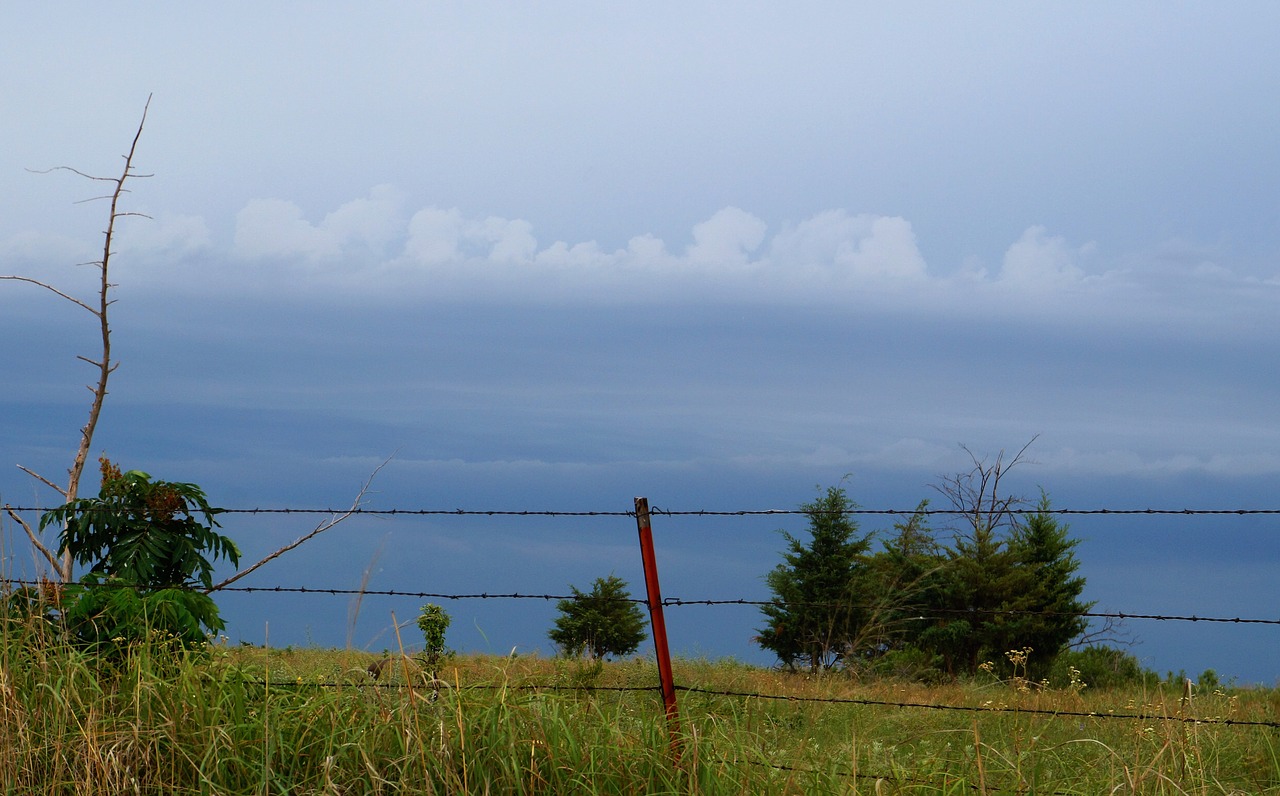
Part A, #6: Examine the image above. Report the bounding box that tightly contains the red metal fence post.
[634,496,682,758]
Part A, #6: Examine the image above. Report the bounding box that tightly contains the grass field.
[2,625,1277,794]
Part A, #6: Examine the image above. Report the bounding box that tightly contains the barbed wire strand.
[253,679,657,694]
[725,756,1006,794]
[7,504,1280,517]
[234,677,1280,728]
[658,599,1280,626]
[6,579,1277,625]
[676,685,1280,728]
[735,753,1106,796]
[224,679,1046,791]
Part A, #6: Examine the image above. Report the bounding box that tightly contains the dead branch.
[63,97,153,561]
[206,458,390,593]
[932,435,1039,540]
[4,507,61,572]
[0,276,97,314]
[15,465,66,498]
[1071,615,1135,650]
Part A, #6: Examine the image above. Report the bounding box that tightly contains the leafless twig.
[3,507,61,572]
[0,276,96,314]
[206,457,391,593]
[932,435,1039,540]
[15,465,66,498]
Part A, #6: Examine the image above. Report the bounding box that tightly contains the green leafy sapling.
[416,603,452,667]
[39,457,239,649]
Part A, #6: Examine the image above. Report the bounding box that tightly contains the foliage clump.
[549,575,648,660]
[757,444,1094,680]
[757,485,872,672]
[416,603,452,666]
[36,456,238,649]
[1049,646,1156,690]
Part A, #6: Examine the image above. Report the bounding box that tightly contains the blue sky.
[2,3,1278,684]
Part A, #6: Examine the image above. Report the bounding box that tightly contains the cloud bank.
[4,185,1267,342]
[223,195,944,300]
[219,190,1271,305]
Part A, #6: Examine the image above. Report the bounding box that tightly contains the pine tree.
[548,575,648,659]
[1003,492,1092,676]
[914,440,1040,676]
[938,520,1024,675]
[913,491,1092,677]
[863,501,947,659]
[756,485,873,672]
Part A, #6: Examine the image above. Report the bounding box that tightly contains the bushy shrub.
[38,457,238,651]
[1048,646,1155,690]
[549,575,648,660]
[864,646,948,684]
[416,603,451,666]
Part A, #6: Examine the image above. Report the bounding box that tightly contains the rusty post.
[634,496,681,758]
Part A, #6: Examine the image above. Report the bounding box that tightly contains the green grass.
[3,620,1277,794]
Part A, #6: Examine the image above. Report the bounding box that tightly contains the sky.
[2,3,1278,684]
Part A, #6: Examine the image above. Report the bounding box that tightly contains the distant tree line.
[757,443,1100,681]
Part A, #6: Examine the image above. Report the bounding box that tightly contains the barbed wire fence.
[3,500,1277,744]
[5,580,1276,626]
[9,504,1280,516]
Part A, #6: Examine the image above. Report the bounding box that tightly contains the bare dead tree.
[931,435,1039,542]
[1,96,153,582]
[5,98,384,594]
[1071,614,1135,650]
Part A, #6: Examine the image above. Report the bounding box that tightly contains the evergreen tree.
[934,520,1024,675]
[913,491,1092,677]
[1003,492,1092,676]
[863,501,947,660]
[913,440,1038,677]
[548,575,648,659]
[756,485,873,672]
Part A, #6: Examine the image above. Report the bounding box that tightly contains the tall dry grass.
[3,617,1277,794]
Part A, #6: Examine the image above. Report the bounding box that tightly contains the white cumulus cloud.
[1000,226,1091,285]
[403,210,539,266]
[768,211,927,281]
[234,198,341,261]
[404,207,463,265]
[319,184,403,252]
[472,217,537,264]
[685,206,767,266]
[206,190,1276,334]
[233,186,404,262]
